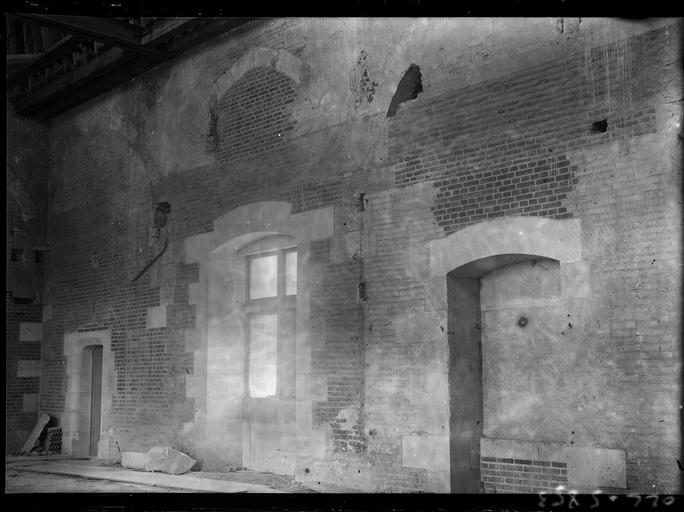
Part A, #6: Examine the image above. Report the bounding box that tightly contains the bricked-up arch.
[428,216,593,493]
[207,47,304,162]
[214,67,297,162]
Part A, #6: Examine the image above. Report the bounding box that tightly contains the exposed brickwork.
[371,465,428,493]
[389,31,659,234]
[6,103,49,454]
[215,67,297,163]
[21,18,680,494]
[481,456,568,494]
[5,292,43,453]
[309,239,367,454]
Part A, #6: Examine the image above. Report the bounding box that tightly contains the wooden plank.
[7,18,18,54]
[21,412,51,453]
[31,22,43,53]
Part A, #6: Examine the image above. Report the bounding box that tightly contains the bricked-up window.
[245,244,297,398]
[216,67,297,163]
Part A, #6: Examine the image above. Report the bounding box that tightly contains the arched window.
[238,235,297,399]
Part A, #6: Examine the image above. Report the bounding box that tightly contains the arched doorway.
[447,254,562,491]
[429,216,584,492]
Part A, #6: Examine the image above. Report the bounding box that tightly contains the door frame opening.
[428,216,584,493]
[62,330,116,459]
[447,254,560,492]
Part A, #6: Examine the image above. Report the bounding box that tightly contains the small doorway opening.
[89,345,103,457]
[63,330,114,460]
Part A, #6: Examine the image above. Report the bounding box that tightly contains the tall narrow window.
[243,240,297,398]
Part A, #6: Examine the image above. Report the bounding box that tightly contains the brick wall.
[214,66,297,163]
[389,30,659,235]
[481,456,568,494]
[33,18,680,493]
[380,24,679,493]
[310,237,366,453]
[6,103,49,454]
[5,293,43,453]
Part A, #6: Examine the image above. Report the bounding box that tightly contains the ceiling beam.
[6,53,42,67]
[7,35,86,88]
[8,14,173,60]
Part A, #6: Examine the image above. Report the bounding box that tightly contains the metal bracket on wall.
[131,235,168,283]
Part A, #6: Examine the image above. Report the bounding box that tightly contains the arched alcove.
[206,47,304,159]
[428,216,584,493]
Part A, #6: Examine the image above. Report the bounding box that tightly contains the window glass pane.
[248,314,277,398]
[249,254,277,299]
[285,251,297,296]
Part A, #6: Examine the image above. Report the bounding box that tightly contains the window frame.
[243,244,297,399]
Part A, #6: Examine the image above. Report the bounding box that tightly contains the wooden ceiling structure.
[6,15,258,119]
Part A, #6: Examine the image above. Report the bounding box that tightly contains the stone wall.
[24,18,683,492]
[5,103,49,453]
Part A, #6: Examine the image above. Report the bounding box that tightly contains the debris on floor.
[145,446,196,474]
[43,427,62,452]
[121,446,196,475]
[19,412,52,455]
[121,451,148,470]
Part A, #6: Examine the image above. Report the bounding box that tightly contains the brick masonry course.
[8,19,680,493]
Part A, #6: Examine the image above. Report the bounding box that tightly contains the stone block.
[146,305,167,329]
[144,446,197,475]
[394,310,446,344]
[17,360,41,377]
[22,394,39,413]
[188,282,199,305]
[426,469,450,493]
[276,49,303,83]
[20,322,43,341]
[561,260,591,299]
[564,446,626,490]
[121,451,149,469]
[401,434,450,471]
[424,276,447,311]
[184,328,201,351]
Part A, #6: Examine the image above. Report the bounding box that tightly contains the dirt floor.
[5,458,319,493]
[5,467,188,493]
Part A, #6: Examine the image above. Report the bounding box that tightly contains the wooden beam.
[6,53,42,67]
[7,35,84,87]
[21,413,51,453]
[11,46,137,118]
[8,14,172,60]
